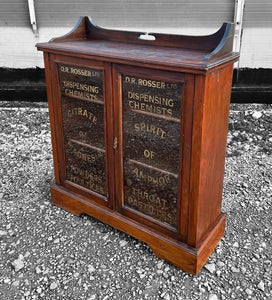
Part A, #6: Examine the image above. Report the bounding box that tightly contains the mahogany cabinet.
[36,16,239,275]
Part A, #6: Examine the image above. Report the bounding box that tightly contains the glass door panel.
[121,74,183,228]
[58,64,108,198]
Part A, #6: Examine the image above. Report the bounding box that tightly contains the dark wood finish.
[49,17,235,61]
[37,17,239,275]
[188,64,234,247]
[43,53,61,184]
[179,73,195,242]
[37,17,239,74]
[50,184,226,275]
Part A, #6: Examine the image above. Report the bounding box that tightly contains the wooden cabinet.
[37,16,239,275]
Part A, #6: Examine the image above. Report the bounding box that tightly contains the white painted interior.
[239,27,272,69]
[1,0,271,70]
[0,27,68,68]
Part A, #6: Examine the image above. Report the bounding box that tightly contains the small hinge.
[113,137,118,150]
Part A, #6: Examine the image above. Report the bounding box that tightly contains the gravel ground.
[0,101,271,300]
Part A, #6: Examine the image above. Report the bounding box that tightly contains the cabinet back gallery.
[37,16,239,275]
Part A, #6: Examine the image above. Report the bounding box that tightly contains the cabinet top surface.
[36,16,239,71]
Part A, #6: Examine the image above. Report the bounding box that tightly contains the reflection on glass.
[122,75,182,227]
[58,64,107,198]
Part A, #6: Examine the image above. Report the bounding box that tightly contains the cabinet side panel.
[178,73,195,242]
[196,64,234,245]
[43,53,61,184]
[187,75,205,247]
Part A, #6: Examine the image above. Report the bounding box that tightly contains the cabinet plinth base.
[51,184,226,275]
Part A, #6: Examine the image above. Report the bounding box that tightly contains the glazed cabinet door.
[113,65,194,240]
[49,55,114,208]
